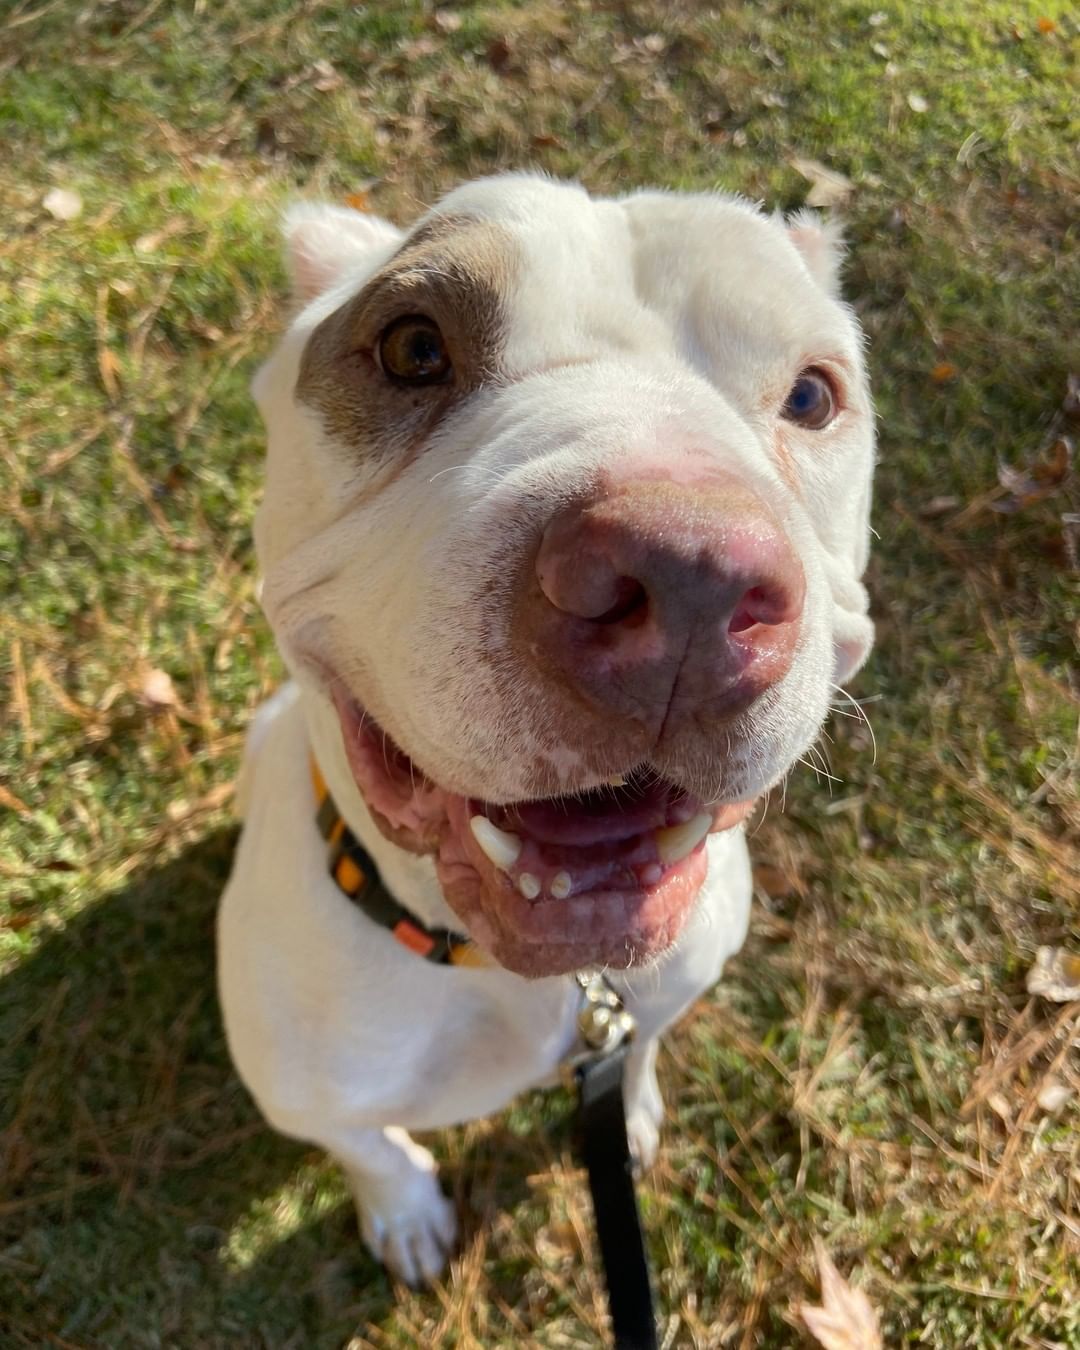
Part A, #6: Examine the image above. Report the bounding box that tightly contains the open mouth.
[332,691,753,976]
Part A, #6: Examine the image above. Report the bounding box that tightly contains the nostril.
[727,603,758,635]
[728,583,800,634]
[593,576,648,626]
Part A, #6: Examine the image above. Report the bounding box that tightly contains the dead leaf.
[1026,946,1080,1002]
[918,495,960,517]
[98,346,121,401]
[134,230,165,255]
[0,783,31,815]
[907,92,929,113]
[1036,16,1057,33]
[986,1091,1012,1125]
[189,317,224,343]
[1037,1078,1072,1113]
[531,132,566,150]
[139,668,179,710]
[311,58,341,92]
[344,190,372,213]
[789,157,855,208]
[754,863,801,899]
[133,219,185,254]
[930,361,958,383]
[432,9,462,33]
[401,35,437,59]
[43,187,83,221]
[992,436,1072,513]
[486,35,513,73]
[798,1242,883,1349]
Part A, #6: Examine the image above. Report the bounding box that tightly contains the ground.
[1,1,1078,1346]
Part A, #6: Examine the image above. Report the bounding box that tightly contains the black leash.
[577,1045,659,1350]
[570,973,659,1350]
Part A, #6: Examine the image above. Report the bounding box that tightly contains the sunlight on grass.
[223,1159,349,1273]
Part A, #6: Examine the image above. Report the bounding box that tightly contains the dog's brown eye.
[781,369,836,429]
[377,316,452,385]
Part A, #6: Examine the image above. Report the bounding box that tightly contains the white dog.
[218,174,875,1288]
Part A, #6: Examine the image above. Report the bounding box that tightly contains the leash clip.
[561,969,636,1087]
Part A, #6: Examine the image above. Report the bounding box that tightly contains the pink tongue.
[497,780,695,847]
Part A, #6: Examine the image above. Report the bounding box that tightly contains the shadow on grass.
[0,828,547,1349]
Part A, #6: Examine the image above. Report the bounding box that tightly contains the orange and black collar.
[310,758,487,968]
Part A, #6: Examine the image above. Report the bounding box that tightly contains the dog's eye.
[377,316,452,385]
[781,369,836,429]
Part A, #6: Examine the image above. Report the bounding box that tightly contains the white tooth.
[469,815,522,871]
[655,812,713,865]
[606,774,626,787]
[550,871,572,899]
[518,872,541,899]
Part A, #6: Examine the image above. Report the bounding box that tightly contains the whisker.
[427,462,508,486]
[830,682,879,766]
[812,740,835,774]
[796,755,843,789]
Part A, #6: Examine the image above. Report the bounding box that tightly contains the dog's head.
[253,174,874,977]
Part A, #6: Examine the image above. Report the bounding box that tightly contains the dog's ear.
[284,203,404,305]
[785,210,845,299]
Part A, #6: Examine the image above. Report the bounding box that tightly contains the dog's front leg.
[621,1037,664,1170]
[325,1123,458,1286]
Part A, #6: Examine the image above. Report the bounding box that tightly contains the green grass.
[2,0,1078,1345]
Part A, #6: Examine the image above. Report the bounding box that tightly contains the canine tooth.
[606,774,626,787]
[550,871,572,899]
[669,798,696,824]
[655,812,713,865]
[518,872,541,899]
[469,815,522,870]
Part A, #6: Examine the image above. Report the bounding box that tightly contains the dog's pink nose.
[529,477,804,723]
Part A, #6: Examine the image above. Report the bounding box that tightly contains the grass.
[1,0,1077,1344]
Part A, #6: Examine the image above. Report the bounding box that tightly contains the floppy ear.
[786,209,845,299]
[283,202,404,305]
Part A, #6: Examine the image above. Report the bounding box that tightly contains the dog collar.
[310,757,488,967]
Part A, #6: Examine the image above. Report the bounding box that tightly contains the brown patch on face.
[296,214,519,470]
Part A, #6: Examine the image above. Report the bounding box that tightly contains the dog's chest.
[361,976,581,1128]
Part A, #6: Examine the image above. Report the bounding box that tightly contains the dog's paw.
[625,1104,662,1172]
[357,1178,459,1287]
[624,1058,664,1172]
